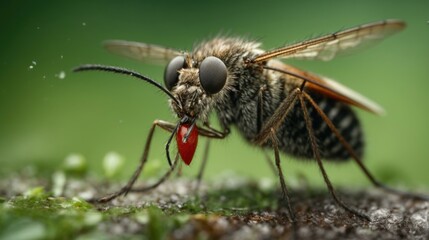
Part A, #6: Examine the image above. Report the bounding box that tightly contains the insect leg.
[194,139,211,193]
[93,119,177,203]
[298,93,370,221]
[257,84,280,175]
[191,123,229,193]
[257,84,268,133]
[262,150,279,176]
[165,121,181,167]
[199,122,230,139]
[131,125,227,194]
[129,153,180,193]
[254,88,300,145]
[252,87,300,222]
[302,92,429,201]
[176,158,183,177]
[269,128,296,223]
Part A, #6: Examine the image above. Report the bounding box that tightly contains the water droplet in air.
[28,60,37,70]
[56,71,66,79]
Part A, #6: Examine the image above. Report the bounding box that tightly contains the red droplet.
[176,123,198,165]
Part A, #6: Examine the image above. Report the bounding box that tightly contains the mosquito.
[74,19,428,222]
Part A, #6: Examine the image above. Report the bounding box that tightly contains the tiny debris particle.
[355,227,373,236]
[410,212,429,234]
[176,184,188,195]
[78,190,95,200]
[297,226,311,238]
[170,194,179,203]
[370,208,390,223]
[214,217,229,230]
[256,224,271,235]
[82,22,86,26]
[386,212,403,232]
[324,217,334,224]
[230,226,254,240]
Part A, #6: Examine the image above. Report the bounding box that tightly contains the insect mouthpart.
[176,117,199,165]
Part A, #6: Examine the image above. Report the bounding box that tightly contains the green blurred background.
[1,0,428,188]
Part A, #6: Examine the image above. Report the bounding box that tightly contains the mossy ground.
[1,169,428,240]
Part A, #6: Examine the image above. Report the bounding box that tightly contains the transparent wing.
[267,60,385,115]
[251,19,405,63]
[103,40,182,65]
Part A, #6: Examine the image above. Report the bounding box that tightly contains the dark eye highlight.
[164,56,186,90]
[199,56,227,94]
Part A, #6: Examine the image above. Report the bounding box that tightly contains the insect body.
[75,19,428,221]
[187,38,366,160]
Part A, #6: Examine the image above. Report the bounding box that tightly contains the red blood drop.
[176,123,198,165]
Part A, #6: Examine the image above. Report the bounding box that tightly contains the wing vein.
[251,19,405,63]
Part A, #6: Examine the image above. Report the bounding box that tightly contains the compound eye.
[164,56,186,90]
[199,56,227,94]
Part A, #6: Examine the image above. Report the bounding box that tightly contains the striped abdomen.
[213,56,364,161]
[275,92,364,161]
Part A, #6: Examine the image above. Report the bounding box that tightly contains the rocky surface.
[1,173,428,239]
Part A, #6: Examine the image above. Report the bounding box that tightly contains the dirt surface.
[1,173,428,240]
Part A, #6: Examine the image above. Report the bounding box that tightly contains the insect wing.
[104,40,182,65]
[268,60,385,115]
[252,20,405,62]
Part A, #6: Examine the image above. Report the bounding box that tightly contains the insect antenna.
[73,64,181,107]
